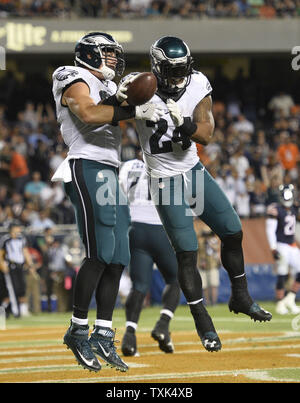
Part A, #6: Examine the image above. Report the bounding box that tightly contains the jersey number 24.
[147,118,192,154]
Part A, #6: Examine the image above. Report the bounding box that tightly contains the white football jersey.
[136,71,212,178]
[52,65,122,167]
[119,158,162,225]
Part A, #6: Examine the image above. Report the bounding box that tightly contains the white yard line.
[15,366,300,383]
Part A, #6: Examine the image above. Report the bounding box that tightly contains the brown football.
[126,72,157,106]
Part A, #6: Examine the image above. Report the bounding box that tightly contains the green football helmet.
[150,36,193,96]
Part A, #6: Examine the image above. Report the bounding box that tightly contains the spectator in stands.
[35,227,55,312]
[8,192,25,221]
[28,139,51,181]
[233,168,251,218]
[229,145,250,179]
[268,91,295,119]
[261,151,284,188]
[259,0,276,17]
[1,144,30,194]
[39,182,65,209]
[28,124,52,150]
[120,132,139,161]
[26,246,42,314]
[0,185,8,208]
[215,164,236,206]
[249,179,267,217]
[29,209,55,231]
[233,113,255,135]
[265,175,281,205]
[11,131,28,157]
[22,102,43,131]
[277,131,299,179]
[47,239,69,312]
[24,171,47,202]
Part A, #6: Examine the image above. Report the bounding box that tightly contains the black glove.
[272,250,280,260]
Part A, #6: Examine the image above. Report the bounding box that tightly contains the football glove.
[135,103,164,123]
[116,75,135,103]
[166,98,184,127]
[167,98,197,138]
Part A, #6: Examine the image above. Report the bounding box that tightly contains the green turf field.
[2,301,299,333]
[1,302,300,383]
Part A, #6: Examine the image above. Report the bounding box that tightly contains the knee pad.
[276,274,288,290]
[221,230,243,249]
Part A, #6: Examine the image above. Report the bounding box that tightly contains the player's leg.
[273,243,290,314]
[196,163,272,322]
[279,245,300,314]
[151,225,180,353]
[64,158,120,372]
[121,222,155,356]
[89,186,130,371]
[15,264,29,317]
[151,175,221,352]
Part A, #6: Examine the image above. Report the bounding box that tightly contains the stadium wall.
[0,19,299,54]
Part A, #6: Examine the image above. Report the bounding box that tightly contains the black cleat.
[121,330,137,357]
[200,331,222,352]
[229,292,272,322]
[63,321,101,372]
[89,326,129,372]
[190,303,222,352]
[151,323,174,354]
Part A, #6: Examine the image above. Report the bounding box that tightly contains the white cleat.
[275,300,289,315]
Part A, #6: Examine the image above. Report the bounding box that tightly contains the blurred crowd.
[0,0,300,19]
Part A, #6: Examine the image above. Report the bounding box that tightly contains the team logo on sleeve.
[206,81,212,92]
[56,67,79,81]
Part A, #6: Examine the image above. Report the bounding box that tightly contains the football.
[126,72,157,106]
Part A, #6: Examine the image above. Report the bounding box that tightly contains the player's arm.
[62,81,163,126]
[166,95,214,146]
[191,95,215,145]
[265,204,280,260]
[62,81,134,125]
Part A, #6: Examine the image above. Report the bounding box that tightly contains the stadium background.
[1,2,300,312]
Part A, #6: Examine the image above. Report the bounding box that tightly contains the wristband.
[102,94,121,106]
[179,117,197,137]
[112,105,136,125]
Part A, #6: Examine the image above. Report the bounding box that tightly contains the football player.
[119,152,180,356]
[51,32,163,372]
[266,184,300,314]
[132,36,272,353]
